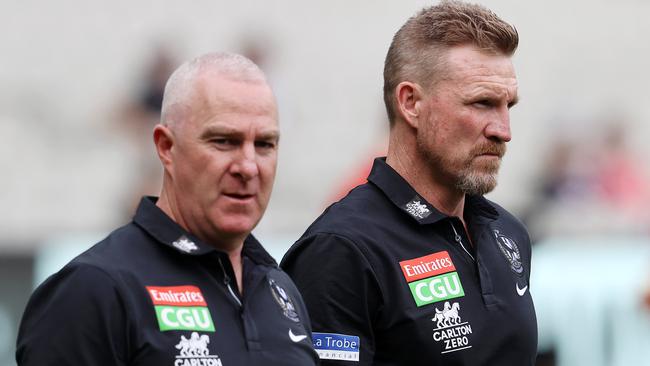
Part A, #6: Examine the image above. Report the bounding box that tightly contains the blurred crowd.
[2,36,650,366]
[523,121,650,242]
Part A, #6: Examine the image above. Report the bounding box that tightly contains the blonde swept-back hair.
[383,0,519,125]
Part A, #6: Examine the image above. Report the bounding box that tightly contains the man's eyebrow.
[199,126,242,139]
[509,95,519,106]
[470,89,519,107]
[199,126,280,141]
[257,130,280,141]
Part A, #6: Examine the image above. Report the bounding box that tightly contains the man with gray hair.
[17,52,318,365]
[282,1,537,364]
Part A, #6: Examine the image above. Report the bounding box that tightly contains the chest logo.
[516,283,528,296]
[493,230,524,276]
[174,332,222,365]
[399,251,465,307]
[431,301,473,354]
[147,286,215,332]
[269,279,300,322]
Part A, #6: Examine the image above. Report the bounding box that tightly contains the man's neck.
[157,188,246,293]
[386,141,466,219]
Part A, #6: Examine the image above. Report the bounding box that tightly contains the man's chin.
[470,158,501,172]
[208,209,261,237]
[457,172,498,196]
[217,219,257,235]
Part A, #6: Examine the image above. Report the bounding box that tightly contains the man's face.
[416,44,518,196]
[169,74,279,244]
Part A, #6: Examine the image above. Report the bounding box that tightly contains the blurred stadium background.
[1,0,650,365]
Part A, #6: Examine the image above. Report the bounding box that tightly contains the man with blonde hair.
[17,52,318,365]
[282,1,537,364]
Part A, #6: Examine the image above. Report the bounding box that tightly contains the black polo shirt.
[281,158,537,365]
[17,197,319,366]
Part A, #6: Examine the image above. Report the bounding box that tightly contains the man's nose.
[231,143,259,180]
[485,107,512,143]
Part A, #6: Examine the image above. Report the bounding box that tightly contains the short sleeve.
[16,264,129,365]
[281,234,383,365]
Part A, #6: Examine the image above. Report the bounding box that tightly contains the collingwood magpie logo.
[404,196,431,219]
[493,230,524,275]
[269,279,300,322]
[174,332,222,365]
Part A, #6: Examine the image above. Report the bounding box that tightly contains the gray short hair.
[160,52,266,129]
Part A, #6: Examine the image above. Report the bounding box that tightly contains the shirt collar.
[133,196,277,267]
[367,157,499,224]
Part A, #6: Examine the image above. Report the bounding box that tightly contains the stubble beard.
[417,138,506,196]
[455,157,500,196]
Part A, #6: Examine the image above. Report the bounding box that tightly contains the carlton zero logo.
[399,251,465,307]
[147,286,215,332]
[174,332,222,366]
[431,301,473,354]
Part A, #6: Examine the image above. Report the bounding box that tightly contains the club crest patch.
[493,230,524,276]
[269,279,300,322]
[399,251,465,307]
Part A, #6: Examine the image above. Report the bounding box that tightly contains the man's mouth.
[478,152,501,158]
[223,193,255,200]
[475,144,506,158]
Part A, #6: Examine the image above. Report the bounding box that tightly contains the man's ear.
[395,81,424,129]
[153,124,174,172]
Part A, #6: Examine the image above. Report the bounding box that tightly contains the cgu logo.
[157,307,214,331]
[408,272,465,307]
[147,285,215,332]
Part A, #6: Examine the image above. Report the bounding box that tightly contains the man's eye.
[212,139,238,147]
[474,100,493,107]
[255,141,276,149]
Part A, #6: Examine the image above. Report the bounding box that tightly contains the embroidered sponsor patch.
[313,332,360,362]
[172,236,198,253]
[174,332,222,365]
[147,286,215,332]
[403,196,432,219]
[431,301,474,354]
[399,251,465,307]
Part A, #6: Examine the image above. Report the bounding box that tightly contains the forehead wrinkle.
[461,74,518,98]
[466,81,517,96]
[457,67,517,83]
